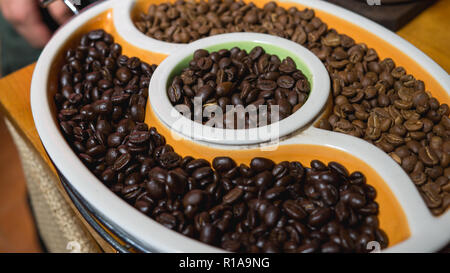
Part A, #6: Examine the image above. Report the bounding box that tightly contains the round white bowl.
[150,33,330,145]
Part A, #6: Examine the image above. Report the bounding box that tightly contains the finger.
[47,0,73,25]
[1,0,52,47]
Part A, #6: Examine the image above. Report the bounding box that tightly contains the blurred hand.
[0,0,72,48]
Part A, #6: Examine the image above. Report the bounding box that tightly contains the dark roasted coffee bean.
[197,85,214,103]
[192,166,213,181]
[328,161,349,178]
[251,157,275,173]
[264,186,286,200]
[185,159,210,173]
[87,29,105,40]
[282,200,307,220]
[107,133,123,147]
[125,172,141,186]
[146,178,165,200]
[263,205,280,227]
[183,189,205,207]
[159,152,181,169]
[116,67,132,82]
[122,184,140,200]
[167,170,187,195]
[129,131,150,144]
[348,192,366,209]
[221,240,241,252]
[113,153,131,171]
[310,160,328,171]
[308,207,331,227]
[297,241,319,253]
[349,171,366,185]
[223,187,243,204]
[157,213,177,230]
[255,171,273,188]
[213,157,236,172]
[93,100,112,114]
[200,224,219,244]
[321,242,341,253]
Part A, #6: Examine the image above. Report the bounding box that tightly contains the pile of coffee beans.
[168,47,310,128]
[135,0,320,44]
[136,0,449,215]
[55,29,388,253]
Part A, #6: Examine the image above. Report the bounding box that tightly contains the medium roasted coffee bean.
[402,155,418,173]
[168,46,310,128]
[277,76,295,89]
[418,146,439,166]
[257,80,277,91]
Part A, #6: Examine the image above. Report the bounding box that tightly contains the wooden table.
[0,1,448,252]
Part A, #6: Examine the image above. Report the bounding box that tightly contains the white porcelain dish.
[31,0,450,252]
[150,33,330,145]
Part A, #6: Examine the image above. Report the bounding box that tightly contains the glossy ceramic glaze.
[31,0,450,252]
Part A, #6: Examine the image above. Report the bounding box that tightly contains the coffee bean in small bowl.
[168,45,311,129]
[150,33,330,145]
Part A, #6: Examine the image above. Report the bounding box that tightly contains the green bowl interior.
[166,41,313,91]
